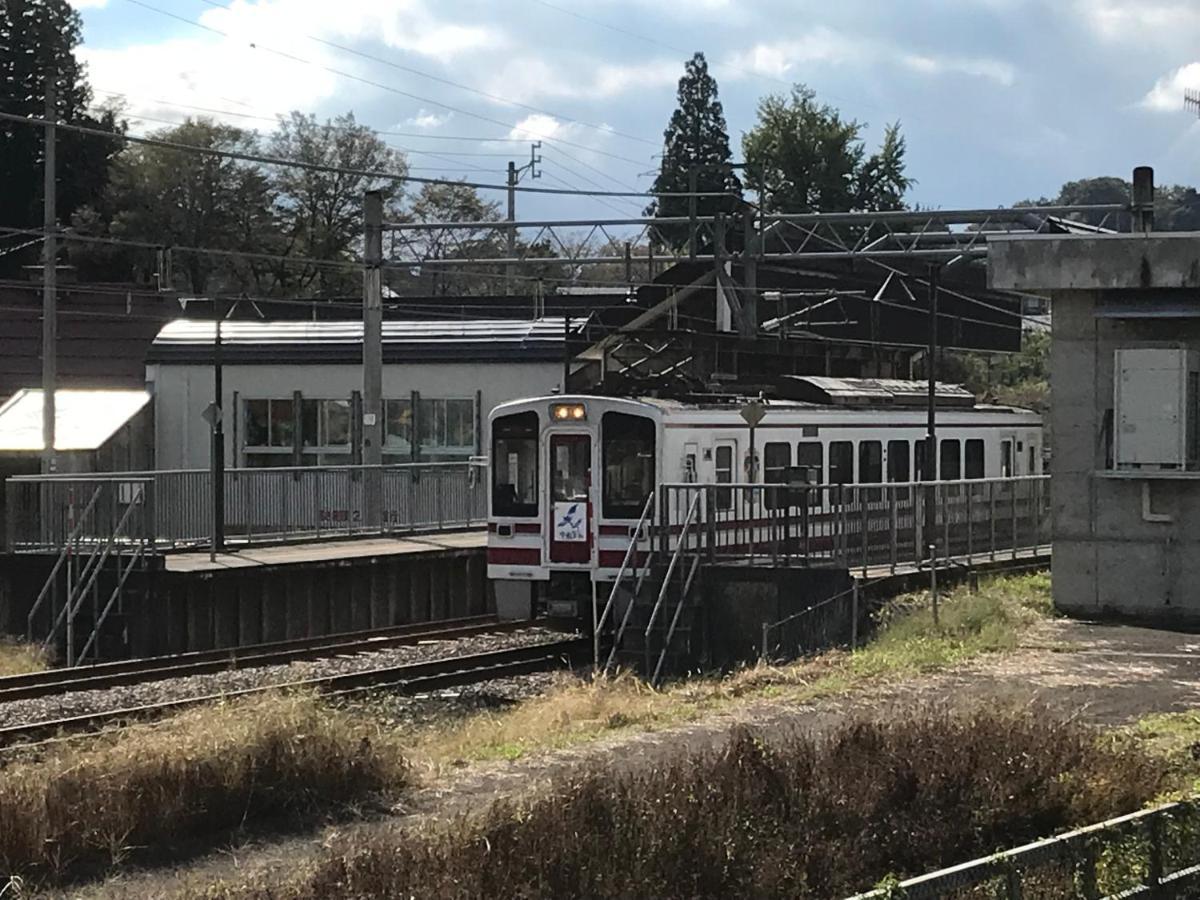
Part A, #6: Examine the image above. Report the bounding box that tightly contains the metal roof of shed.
[148,317,584,365]
[0,389,150,452]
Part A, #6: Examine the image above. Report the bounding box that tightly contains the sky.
[65,0,1200,222]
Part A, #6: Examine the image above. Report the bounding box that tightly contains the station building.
[145,317,581,470]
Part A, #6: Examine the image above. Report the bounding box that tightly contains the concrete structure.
[990,229,1200,622]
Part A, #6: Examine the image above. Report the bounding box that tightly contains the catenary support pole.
[924,264,941,624]
[506,160,516,295]
[363,190,384,529]
[41,74,57,474]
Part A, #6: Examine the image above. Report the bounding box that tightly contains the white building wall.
[147,360,564,469]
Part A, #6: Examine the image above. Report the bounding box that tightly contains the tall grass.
[184,705,1162,900]
[0,638,47,677]
[0,692,407,886]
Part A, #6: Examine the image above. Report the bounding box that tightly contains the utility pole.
[41,74,57,474]
[363,190,384,529]
[505,142,541,296]
[210,298,225,560]
[924,265,941,620]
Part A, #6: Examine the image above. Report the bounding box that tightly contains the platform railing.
[659,475,1050,576]
[6,460,488,552]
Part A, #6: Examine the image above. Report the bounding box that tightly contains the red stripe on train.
[487,547,542,565]
[487,522,542,534]
[597,549,648,568]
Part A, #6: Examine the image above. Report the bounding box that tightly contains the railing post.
[929,542,939,627]
[889,486,898,575]
[1011,477,1019,561]
[1004,864,1022,900]
[1147,814,1163,889]
[989,481,997,562]
[1079,843,1099,900]
[859,492,869,577]
[705,485,716,563]
[967,483,974,562]
[850,581,859,650]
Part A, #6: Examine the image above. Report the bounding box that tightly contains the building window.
[384,399,413,459]
[965,439,985,479]
[243,398,296,466]
[301,399,351,464]
[418,398,476,461]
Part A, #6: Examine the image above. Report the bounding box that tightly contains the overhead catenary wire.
[121,0,658,168]
[0,110,734,199]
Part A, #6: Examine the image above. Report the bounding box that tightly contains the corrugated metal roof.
[153,317,580,346]
[777,376,977,407]
[0,389,150,452]
[148,317,583,365]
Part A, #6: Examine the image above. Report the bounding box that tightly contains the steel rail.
[0,637,592,748]
[0,615,526,702]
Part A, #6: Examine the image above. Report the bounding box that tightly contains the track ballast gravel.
[0,627,577,729]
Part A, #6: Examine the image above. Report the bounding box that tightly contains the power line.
[121,0,657,168]
[0,111,730,199]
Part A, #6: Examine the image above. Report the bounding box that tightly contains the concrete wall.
[991,232,1200,624]
[147,361,563,469]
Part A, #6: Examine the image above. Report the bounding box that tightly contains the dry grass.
[0,692,407,887]
[414,572,1053,768]
[0,637,48,677]
[183,704,1165,900]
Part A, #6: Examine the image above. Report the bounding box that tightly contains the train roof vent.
[775,376,977,408]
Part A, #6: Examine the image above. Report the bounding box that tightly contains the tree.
[742,86,911,214]
[0,0,123,275]
[1015,176,1200,232]
[268,111,408,298]
[95,118,275,294]
[646,52,742,251]
[400,181,506,295]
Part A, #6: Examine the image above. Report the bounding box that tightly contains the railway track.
[0,636,592,748]
[0,615,533,703]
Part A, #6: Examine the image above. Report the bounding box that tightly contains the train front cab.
[488,397,659,620]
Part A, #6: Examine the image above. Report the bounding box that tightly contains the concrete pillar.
[331,567,353,634]
[187,580,214,652]
[430,559,449,621]
[238,579,263,646]
[308,571,330,636]
[449,555,468,618]
[411,560,431,622]
[214,583,238,649]
[370,566,388,628]
[263,577,287,642]
[350,568,371,632]
[285,572,308,639]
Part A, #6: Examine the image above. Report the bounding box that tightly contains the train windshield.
[492,411,539,517]
[602,412,656,519]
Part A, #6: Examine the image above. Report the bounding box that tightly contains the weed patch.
[185,705,1162,900]
[0,638,47,677]
[0,692,407,887]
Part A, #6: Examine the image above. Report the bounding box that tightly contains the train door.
[549,432,591,564]
[999,434,1016,478]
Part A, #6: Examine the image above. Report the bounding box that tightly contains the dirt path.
[77,618,1200,898]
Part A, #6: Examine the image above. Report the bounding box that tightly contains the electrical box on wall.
[1114,347,1200,470]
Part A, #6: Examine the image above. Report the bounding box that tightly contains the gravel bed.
[0,627,580,730]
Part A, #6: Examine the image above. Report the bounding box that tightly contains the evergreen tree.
[646,52,742,251]
[0,0,123,276]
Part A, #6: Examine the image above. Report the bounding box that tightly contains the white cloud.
[404,109,451,130]
[491,57,679,103]
[79,0,504,127]
[1075,0,1200,43]
[1142,61,1200,111]
[723,30,1015,86]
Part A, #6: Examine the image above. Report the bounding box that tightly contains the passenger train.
[487,379,1042,614]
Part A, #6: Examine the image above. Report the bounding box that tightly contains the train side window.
[1027,441,1037,474]
[859,440,882,501]
[601,412,656,519]
[796,441,823,507]
[1000,440,1013,478]
[915,439,930,481]
[940,439,961,481]
[829,441,854,488]
[965,439,985,479]
[714,443,734,510]
[763,442,791,509]
[492,411,539,517]
[887,440,910,482]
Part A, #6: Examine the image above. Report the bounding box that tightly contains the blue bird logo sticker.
[558,503,582,530]
[555,502,586,541]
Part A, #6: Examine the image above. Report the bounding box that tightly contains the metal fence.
[846,798,1200,899]
[659,475,1050,577]
[5,461,488,552]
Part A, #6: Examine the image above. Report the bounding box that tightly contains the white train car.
[487,380,1042,615]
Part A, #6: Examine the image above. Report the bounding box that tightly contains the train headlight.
[551,403,587,422]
